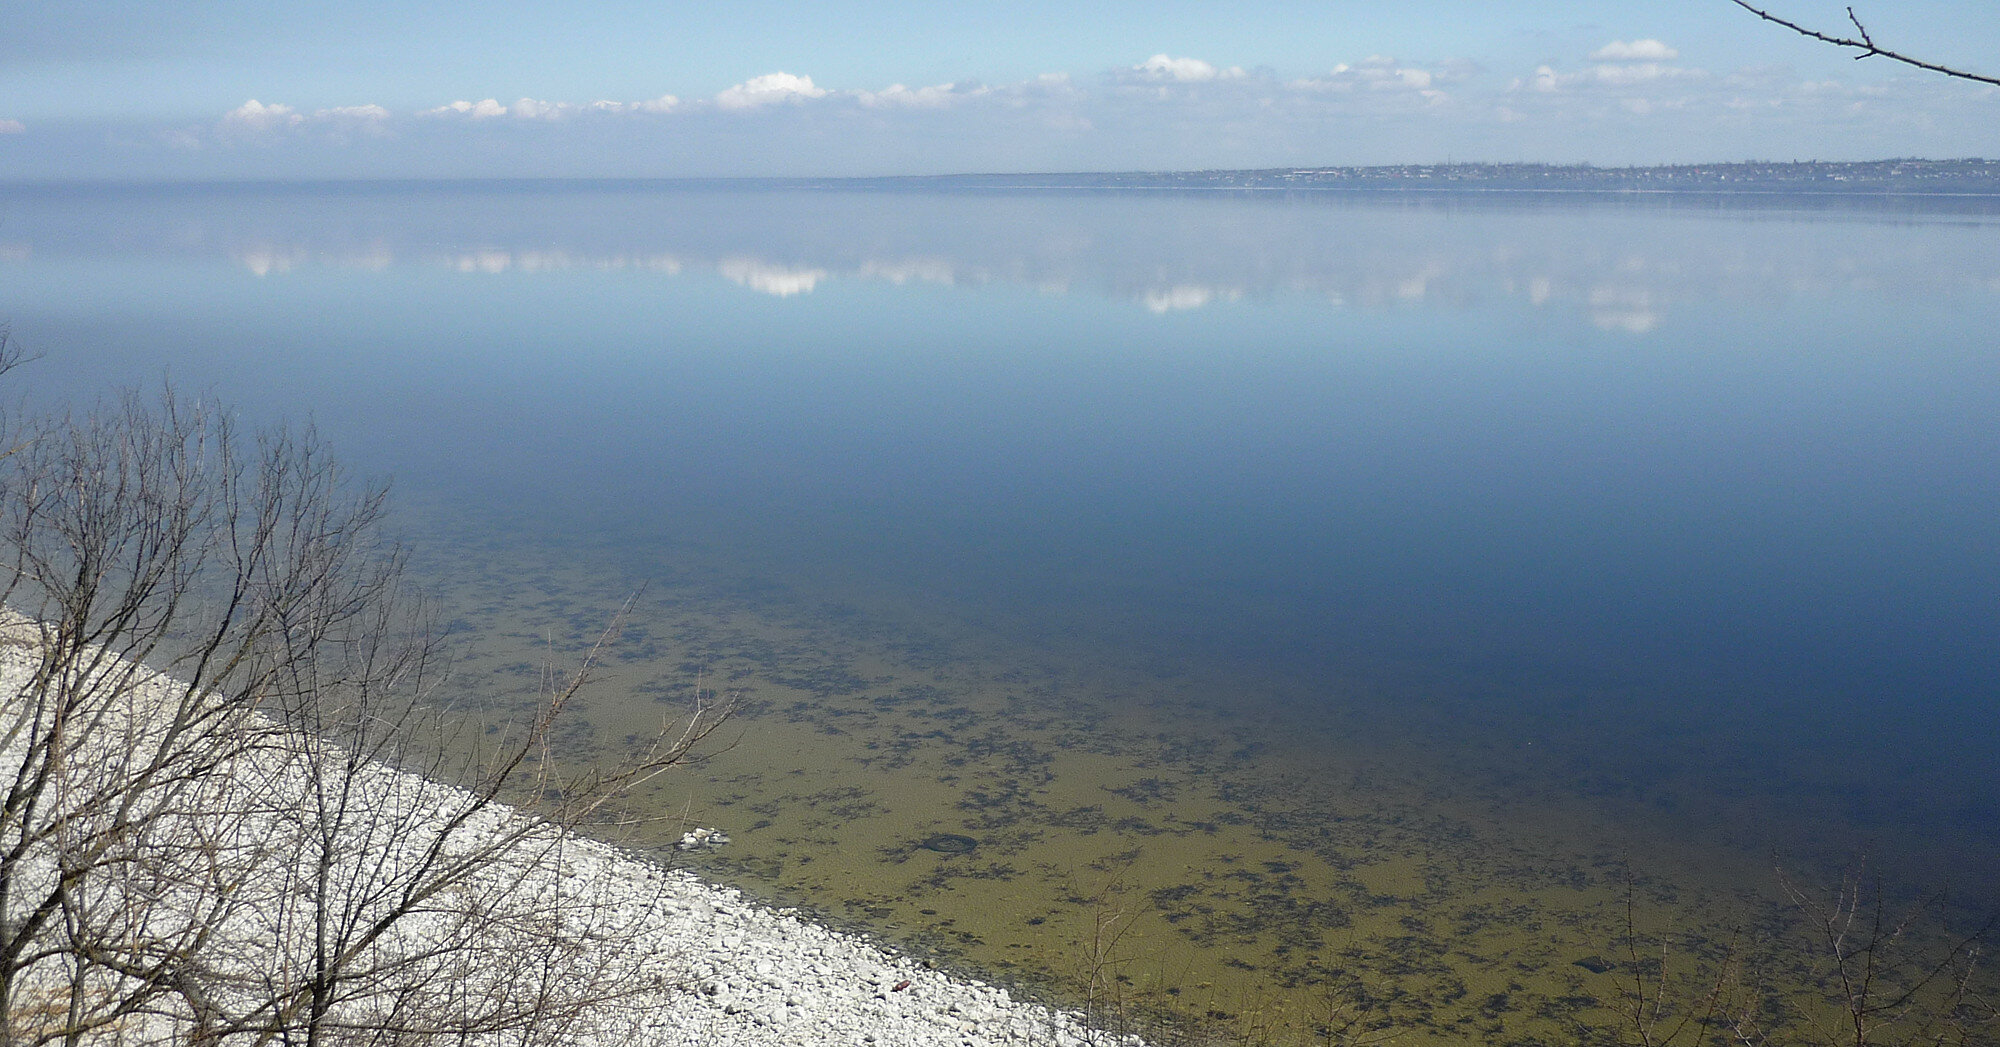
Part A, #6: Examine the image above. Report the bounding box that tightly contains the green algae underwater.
[409,513,1996,1047]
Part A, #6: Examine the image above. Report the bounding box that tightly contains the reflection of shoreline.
[201,235,1981,337]
[6,185,1999,333]
[718,256,825,297]
[446,248,683,275]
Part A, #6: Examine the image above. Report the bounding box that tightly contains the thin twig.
[1729,1,2000,87]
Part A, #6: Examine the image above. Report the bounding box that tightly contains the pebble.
[0,638,1147,1047]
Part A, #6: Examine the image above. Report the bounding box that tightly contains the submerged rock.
[919,833,978,854]
[678,826,732,851]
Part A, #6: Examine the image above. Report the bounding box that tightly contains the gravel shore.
[547,835,1131,1046]
[0,634,1141,1047]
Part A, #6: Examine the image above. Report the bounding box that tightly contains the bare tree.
[1616,860,1996,1047]
[1619,869,1743,1047]
[0,383,728,1046]
[1728,862,1997,1047]
[1070,862,1143,1042]
[1729,3,2000,87]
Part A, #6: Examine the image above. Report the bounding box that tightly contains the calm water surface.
[4,183,1998,1042]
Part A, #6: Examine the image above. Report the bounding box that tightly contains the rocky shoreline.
[0,632,1140,1047]
[572,839,1130,1046]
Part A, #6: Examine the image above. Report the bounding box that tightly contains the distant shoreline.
[5,158,2000,197]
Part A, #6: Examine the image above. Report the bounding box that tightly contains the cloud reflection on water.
[8,185,2000,334]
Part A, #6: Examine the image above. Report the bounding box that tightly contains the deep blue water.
[4,182,1998,876]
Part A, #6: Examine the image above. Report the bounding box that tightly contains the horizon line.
[3,157,1996,193]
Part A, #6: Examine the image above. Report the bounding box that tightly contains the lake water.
[4,182,1997,1043]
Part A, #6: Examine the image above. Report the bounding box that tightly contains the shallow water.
[3,182,1997,1042]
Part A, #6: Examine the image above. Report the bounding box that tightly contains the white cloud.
[512,97,627,120]
[424,98,508,119]
[219,101,388,134]
[1517,60,1703,92]
[513,97,630,120]
[224,99,303,130]
[715,73,827,110]
[1592,39,1679,62]
[1588,62,1694,86]
[857,82,971,109]
[1131,54,1243,83]
[1291,57,1447,98]
[1522,65,1562,93]
[1511,39,1706,98]
[581,95,680,114]
[51,42,1983,177]
[1003,73,1083,105]
[511,98,567,120]
[0,119,23,134]
[312,104,389,121]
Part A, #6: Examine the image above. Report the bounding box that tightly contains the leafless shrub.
[1618,859,1996,1047]
[1620,868,1745,1047]
[1729,861,1997,1047]
[0,383,728,1046]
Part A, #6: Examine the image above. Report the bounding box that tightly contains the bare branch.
[0,381,726,1045]
[1620,864,1741,1047]
[1767,859,1998,1047]
[1729,1,2000,87]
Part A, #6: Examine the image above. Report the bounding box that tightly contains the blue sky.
[2,0,1996,178]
